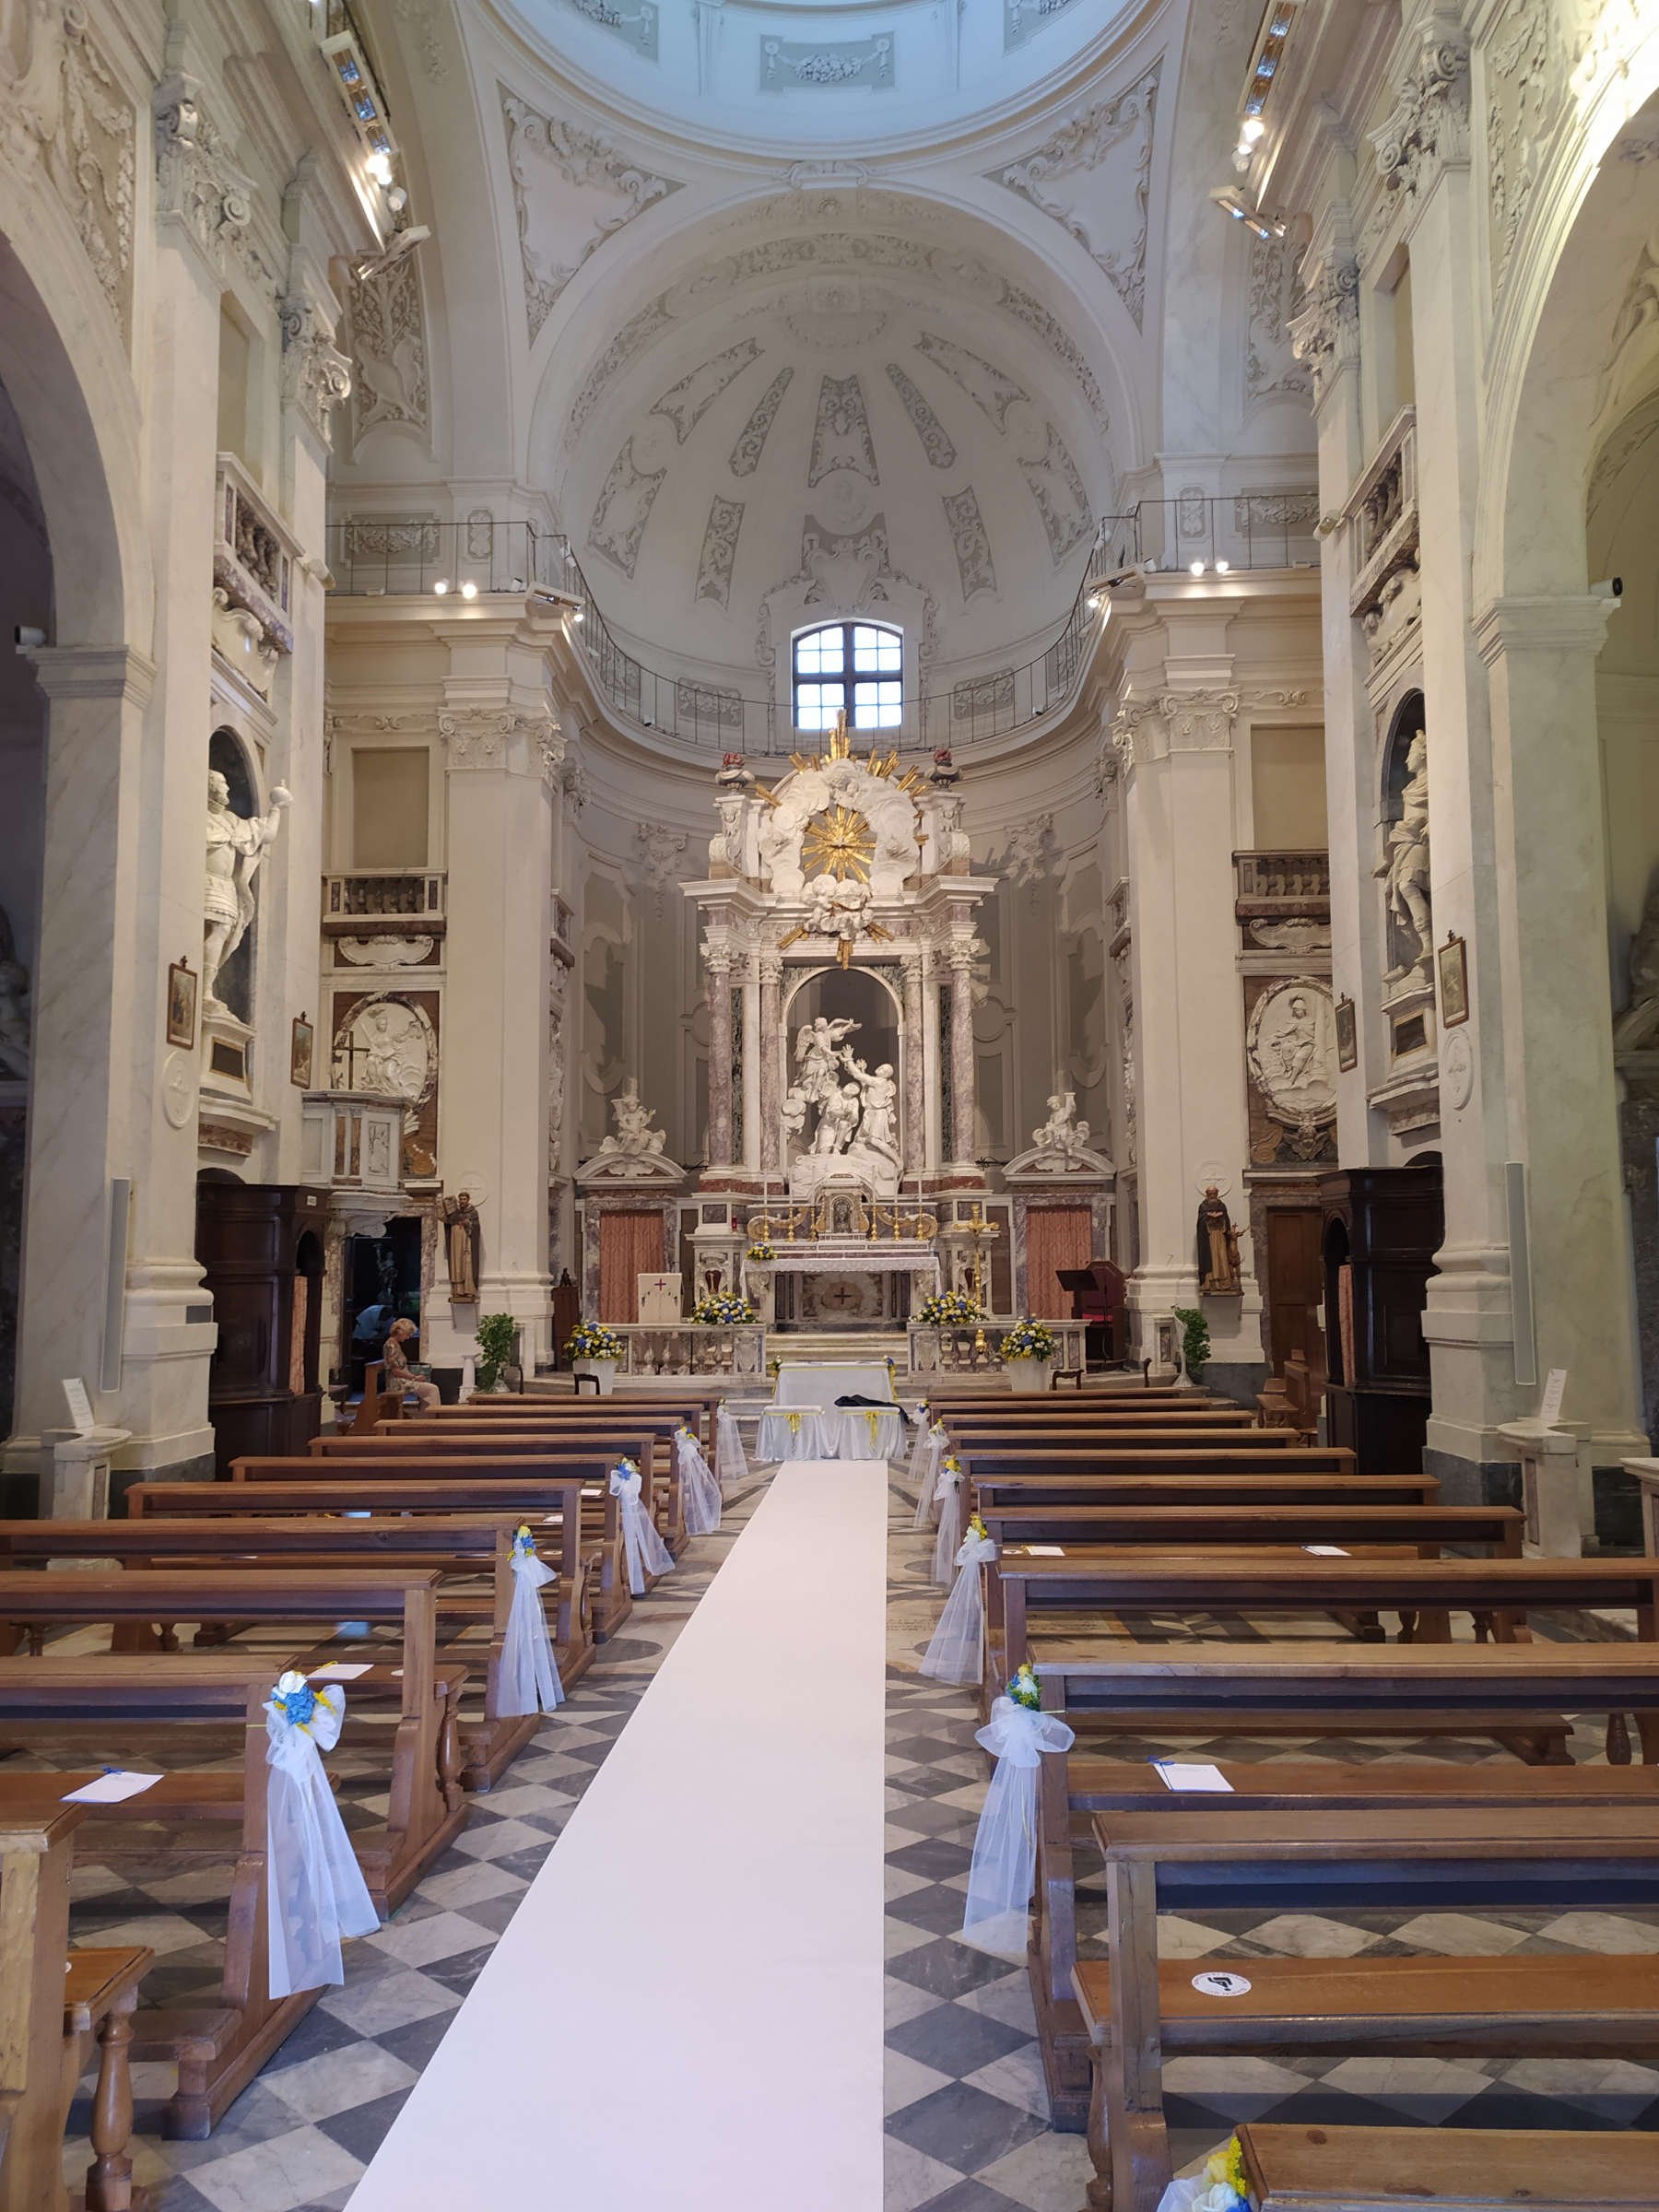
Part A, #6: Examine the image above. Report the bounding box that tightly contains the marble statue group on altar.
[785,1018,900,1185]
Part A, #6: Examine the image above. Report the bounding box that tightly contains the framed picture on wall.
[290,1012,315,1088]
[1438,933,1469,1027]
[1334,994,1357,1072]
[166,957,197,1051]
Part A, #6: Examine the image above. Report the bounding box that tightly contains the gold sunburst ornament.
[803,805,876,883]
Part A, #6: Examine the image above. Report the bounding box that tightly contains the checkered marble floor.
[35,1469,777,2211]
[884,1472,1659,2212]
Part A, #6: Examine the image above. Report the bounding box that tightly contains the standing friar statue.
[1195,1183,1242,1294]
[204,769,291,1009]
[442,1189,482,1304]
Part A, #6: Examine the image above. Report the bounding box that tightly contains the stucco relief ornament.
[154,74,258,283]
[581,1077,681,1182]
[1246,980,1338,1152]
[1371,20,1470,206]
[1005,1093,1115,1181]
[279,296,353,448]
[1288,253,1359,403]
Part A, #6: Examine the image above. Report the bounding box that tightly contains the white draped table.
[758,1361,909,1463]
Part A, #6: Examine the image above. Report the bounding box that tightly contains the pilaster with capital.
[947,938,977,1166]
[759,950,783,1175]
[901,950,925,1179]
[706,948,735,1169]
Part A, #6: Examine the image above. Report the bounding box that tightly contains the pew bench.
[1236,2120,1659,2209]
[0,1780,152,2212]
[4,1517,582,1793]
[1072,1803,1659,2212]
[980,1500,1522,1555]
[1030,1752,1659,2128]
[959,1446,1364,1492]
[970,1471,1441,1512]
[0,1571,465,1915]
[0,1664,342,2139]
[224,1457,633,1636]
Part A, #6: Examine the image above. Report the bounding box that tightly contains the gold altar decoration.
[802,804,876,884]
[747,1203,939,1244]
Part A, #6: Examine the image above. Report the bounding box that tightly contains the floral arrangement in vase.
[1000,1317,1057,1362]
[917,1289,983,1326]
[747,1242,775,1264]
[563,1321,625,1363]
[691,1290,758,1325]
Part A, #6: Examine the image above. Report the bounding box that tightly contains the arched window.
[792,621,903,733]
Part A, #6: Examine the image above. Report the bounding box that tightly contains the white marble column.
[1477,595,1647,1464]
[706,950,735,1168]
[759,951,782,1176]
[431,653,559,1369]
[901,949,925,1180]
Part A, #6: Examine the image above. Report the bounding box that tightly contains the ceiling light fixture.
[367,148,393,188]
[1241,115,1265,142]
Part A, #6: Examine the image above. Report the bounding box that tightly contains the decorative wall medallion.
[885,364,957,468]
[651,339,763,443]
[1443,1028,1474,1112]
[729,367,794,476]
[1020,424,1092,562]
[331,994,437,1108]
[589,437,668,576]
[500,90,683,344]
[942,487,997,602]
[1246,978,1338,1136]
[808,375,879,486]
[953,671,1015,722]
[161,1052,196,1131]
[913,334,1029,429]
[337,935,437,967]
[759,35,894,89]
[696,496,745,607]
[988,65,1160,328]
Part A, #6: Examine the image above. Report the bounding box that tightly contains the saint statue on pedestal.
[1195,1185,1241,1295]
[442,1190,482,1304]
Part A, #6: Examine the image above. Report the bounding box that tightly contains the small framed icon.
[166,957,198,1051]
[1334,994,1357,1073]
[1438,933,1470,1027]
[290,1011,315,1088]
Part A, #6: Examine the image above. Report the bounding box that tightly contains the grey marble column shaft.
[759,955,782,1176]
[707,958,734,1167]
[901,954,924,1180]
[948,949,976,1165]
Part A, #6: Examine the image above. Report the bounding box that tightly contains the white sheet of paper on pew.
[1022,1545,1065,1556]
[1151,1760,1233,1793]
[1302,1544,1349,1556]
[64,1771,163,1805]
[311,1662,373,1680]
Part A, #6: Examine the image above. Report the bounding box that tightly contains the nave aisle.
[351,1460,890,2210]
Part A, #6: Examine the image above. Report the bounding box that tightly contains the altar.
[758,1359,907,1462]
[744,1239,940,1312]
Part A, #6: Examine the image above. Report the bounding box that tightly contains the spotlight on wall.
[367,149,394,188]
[385,186,408,214]
[13,626,46,651]
[459,579,479,600]
[1189,559,1206,577]
[1086,593,1102,614]
[1214,559,1230,575]
[571,606,586,623]
[1208,185,1276,241]
[1594,577,1625,610]
[432,578,451,594]
[1241,115,1265,142]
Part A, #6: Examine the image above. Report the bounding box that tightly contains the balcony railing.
[1234,850,1332,912]
[324,493,1317,758]
[323,871,446,934]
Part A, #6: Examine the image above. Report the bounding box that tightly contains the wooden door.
[1263,1206,1322,1375]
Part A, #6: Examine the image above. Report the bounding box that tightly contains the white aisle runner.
[351,1460,888,2210]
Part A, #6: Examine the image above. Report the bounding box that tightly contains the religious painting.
[1437,933,1469,1027]
[1334,995,1357,1072]
[166,957,198,1050]
[289,1012,314,1088]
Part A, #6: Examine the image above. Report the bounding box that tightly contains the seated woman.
[382,1316,441,1412]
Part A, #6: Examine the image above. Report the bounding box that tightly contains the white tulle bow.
[959,1695,1075,1957]
[910,1419,947,1531]
[500,1526,564,1717]
[265,1673,380,1999]
[676,1425,724,1537]
[931,1458,967,1585]
[610,1458,675,1594]
[920,1532,998,1685]
[715,1403,749,1489]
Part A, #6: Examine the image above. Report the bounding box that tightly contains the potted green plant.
[474,1312,520,1394]
[1171,1306,1210,1388]
[562,1319,626,1394]
[999,1316,1058,1393]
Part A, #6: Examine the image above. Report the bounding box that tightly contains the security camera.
[1593,577,1624,610]
[13,626,45,651]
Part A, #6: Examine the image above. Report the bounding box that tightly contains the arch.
[0,171,149,649]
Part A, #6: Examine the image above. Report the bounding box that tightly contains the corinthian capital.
[1288,249,1359,403]
[1371,17,1470,206]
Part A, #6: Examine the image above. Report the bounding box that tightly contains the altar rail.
[909,1322,1088,1376]
[582,1324,768,1378]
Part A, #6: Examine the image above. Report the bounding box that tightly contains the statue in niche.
[597,1076,665,1158]
[811,1079,863,1157]
[1031,1090,1092,1166]
[1196,1184,1241,1294]
[1382,730,1431,978]
[843,1053,898,1159]
[442,1190,482,1305]
[0,907,29,1079]
[204,769,290,1010]
[1616,877,1659,1052]
[794,1017,859,1103]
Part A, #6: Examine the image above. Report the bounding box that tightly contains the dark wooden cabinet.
[196,1180,327,1477]
[1319,1162,1442,1474]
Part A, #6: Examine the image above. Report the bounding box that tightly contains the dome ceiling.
[537,194,1119,682]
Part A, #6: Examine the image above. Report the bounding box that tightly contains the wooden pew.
[1236,2121,1659,2209]
[1072,1803,1659,2212]
[970,1471,1439,1512]
[5,1516,585,1792]
[225,1455,634,1633]
[418,1387,726,1449]
[991,1555,1659,1701]
[1030,1753,1659,2128]
[959,1446,1364,1492]
[0,1780,151,2210]
[0,1662,338,2139]
[0,1570,465,1914]
[943,1410,1259,1434]
[979,1500,1523,1557]
[315,1424,689,1560]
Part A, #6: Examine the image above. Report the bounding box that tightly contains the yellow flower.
[1204,2138,1249,2200]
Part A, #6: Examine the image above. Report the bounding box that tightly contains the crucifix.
[335,1030,374,1088]
[824,1279,863,1313]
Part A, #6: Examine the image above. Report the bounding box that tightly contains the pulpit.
[1057,1262,1126,1366]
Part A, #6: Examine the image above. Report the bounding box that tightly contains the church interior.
[2,0,1659,2204]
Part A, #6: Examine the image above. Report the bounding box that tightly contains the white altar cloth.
[758,1407,831,1460]
[775,1362,896,1407]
